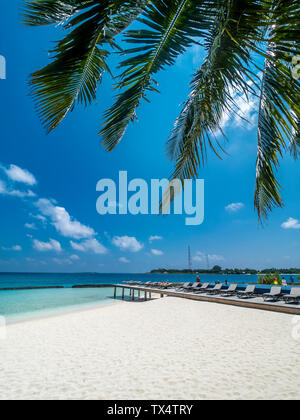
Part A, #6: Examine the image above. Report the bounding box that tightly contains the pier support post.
[145,292,147,301]
[138,289,141,300]
[122,288,125,300]
[114,287,117,299]
[132,289,135,301]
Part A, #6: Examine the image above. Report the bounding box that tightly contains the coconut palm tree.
[22,0,300,219]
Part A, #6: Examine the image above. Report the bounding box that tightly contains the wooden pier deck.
[114,284,300,315]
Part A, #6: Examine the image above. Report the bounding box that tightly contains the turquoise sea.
[0,273,298,322]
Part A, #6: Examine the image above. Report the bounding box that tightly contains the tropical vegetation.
[22,0,300,219]
[258,272,282,285]
[150,267,300,276]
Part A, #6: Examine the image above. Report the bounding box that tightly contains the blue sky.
[0,1,299,273]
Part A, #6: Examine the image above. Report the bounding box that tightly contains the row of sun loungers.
[123,281,300,305]
[142,281,173,289]
[175,283,300,304]
[282,288,300,304]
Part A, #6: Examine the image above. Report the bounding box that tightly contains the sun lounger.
[193,283,210,294]
[143,281,152,287]
[184,282,200,291]
[175,282,191,291]
[154,282,166,288]
[220,284,238,297]
[189,283,206,292]
[263,286,282,302]
[160,283,173,290]
[206,283,223,295]
[125,281,142,285]
[283,288,300,304]
[144,282,159,288]
[237,285,256,299]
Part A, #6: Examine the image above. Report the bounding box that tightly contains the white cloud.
[281,218,300,230]
[33,238,62,252]
[208,254,225,262]
[0,164,37,200]
[3,164,37,186]
[70,241,85,252]
[52,257,73,265]
[11,189,36,198]
[225,202,245,213]
[70,239,107,255]
[191,44,203,67]
[1,245,22,251]
[119,257,130,264]
[35,198,96,239]
[70,254,80,261]
[25,223,36,230]
[193,252,225,263]
[112,236,143,253]
[0,180,36,198]
[12,245,22,251]
[151,249,164,256]
[0,180,5,194]
[149,235,163,243]
[31,214,47,224]
[219,82,259,132]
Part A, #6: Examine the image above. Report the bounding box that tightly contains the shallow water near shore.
[0,272,298,322]
[0,287,118,323]
[0,272,298,289]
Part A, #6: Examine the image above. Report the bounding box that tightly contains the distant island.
[150,266,300,275]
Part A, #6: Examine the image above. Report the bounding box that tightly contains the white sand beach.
[0,296,299,400]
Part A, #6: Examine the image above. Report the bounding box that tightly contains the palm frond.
[100,0,217,151]
[255,63,300,214]
[167,0,266,182]
[22,0,92,26]
[289,111,300,159]
[27,1,150,132]
[254,0,300,219]
[23,0,300,221]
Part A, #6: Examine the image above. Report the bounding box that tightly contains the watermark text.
[96,171,204,226]
[0,55,6,80]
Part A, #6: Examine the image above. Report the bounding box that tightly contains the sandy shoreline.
[0,296,299,400]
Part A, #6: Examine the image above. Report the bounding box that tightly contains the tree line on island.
[150,266,300,275]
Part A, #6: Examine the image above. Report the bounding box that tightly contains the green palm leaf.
[289,112,300,159]
[167,0,266,182]
[254,1,300,219]
[255,61,300,219]
[23,0,150,132]
[22,0,92,26]
[100,0,217,151]
[22,0,300,220]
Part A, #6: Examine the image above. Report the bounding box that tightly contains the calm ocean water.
[0,273,298,322]
[0,272,298,289]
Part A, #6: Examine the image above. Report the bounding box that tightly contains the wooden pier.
[113,284,300,315]
[114,284,166,301]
